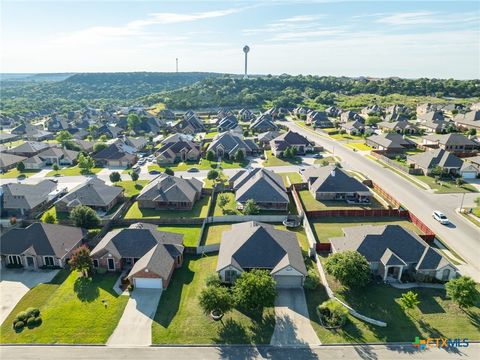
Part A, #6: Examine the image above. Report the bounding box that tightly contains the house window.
[44,256,55,267]
[107,258,115,271]
[8,255,21,266]
[225,270,237,283]
[93,259,99,268]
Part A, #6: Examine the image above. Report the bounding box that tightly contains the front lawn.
[413,175,478,194]
[148,158,247,173]
[298,190,384,211]
[212,192,292,216]
[0,271,128,344]
[201,224,232,245]
[124,195,211,219]
[0,169,41,179]
[263,151,302,167]
[40,206,69,223]
[151,255,275,344]
[46,166,102,177]
[157,225,202,247]
[115,180,149,197]
[330,133,364,141]
[278,172,302,186]
[314,156,340,165]
[345,142,372,151]
[311,216,423,243]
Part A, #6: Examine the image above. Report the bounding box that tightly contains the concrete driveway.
[0,269,59,325]
[107,289,162,346]
[270,288,321,346]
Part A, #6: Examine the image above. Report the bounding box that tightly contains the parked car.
[260,155,266,160]
[138,159,146,165]
[313,154,323,159]
[187,167,199,173]
[432,211,449,225]
[132,165,141,173]
[149,169,161,175]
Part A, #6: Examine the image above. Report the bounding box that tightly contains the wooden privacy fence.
[306,208,408,218]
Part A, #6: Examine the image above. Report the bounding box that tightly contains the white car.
[432,211,449,225]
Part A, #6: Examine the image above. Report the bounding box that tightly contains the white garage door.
[134,277,162,289]
[462,172,477,179]
[273,275,303,288]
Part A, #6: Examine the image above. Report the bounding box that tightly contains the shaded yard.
[298,190,384,211]
[157,225,202,247]
[0,271,128,344]
[151,255,275,344]
[115,180,149,197]
[201,224,232,246]
[124,195,211,219]
[40,206,69,223]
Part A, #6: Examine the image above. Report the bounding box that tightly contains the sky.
[1,0,479,79]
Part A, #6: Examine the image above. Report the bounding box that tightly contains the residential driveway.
[270,288,321,346]
[107,289,162,346]
[0,269,59,325]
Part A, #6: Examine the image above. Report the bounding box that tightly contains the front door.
[442,268,450,281]
[26,257,35,268]
[107,258,115,271]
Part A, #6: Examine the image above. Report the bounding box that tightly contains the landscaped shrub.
[26,317,37,328]
[205,273,222,287]
[13,321,24,331]
[317,300,348,328]
[26,307,40,318]
[35,317,43,326]
[304,268,320,290]
[15,311,28,322]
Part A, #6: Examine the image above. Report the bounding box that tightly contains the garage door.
[273,275,303,288]
[462,172,477,179]
[134,277,162,289]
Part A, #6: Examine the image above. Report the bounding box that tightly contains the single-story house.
[136,174,203,210]
[459,161,479,179]
[208,132,259,159]
[36,147,79,166]
[90,223,184,289]
[230,168,289,211]
[1,180,58,217]
[93,139,137,167]
[155,134,201,164]
[383,112,409,122]
[6,141,50,157]
[158,109,176,120]
[238,108,255,121]
[378,121,419,134]
[0,153,27,172]
[173,114,205,134]
[0,133,20,144]
[407,149,463,176]
[361,105,382,116]
[454,110,480,131]
[366,133,417,153]
[422,133,479,155]
[330,225,457,282]
[340,120,366,135]
[250,114,278,133]
[306,111,333,128]
[270,130,314,157]
[257,130,281,149]
[340,111,364,124]
[418,111,445,123]
[216,221,307,288]
[0,223,85,270]
[325,106,342,117]
[420,120,452,134]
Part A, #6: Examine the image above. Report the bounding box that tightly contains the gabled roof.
[367,133,415,149]
[93,140,136,161]
[270,130,311,150]
[408,149,463,169]
[419,111,444,122]
[0,153,26,169]
[6,141,50,155]
[1,180,57,210]
[424,133,478,146]
[216,221,307,275]
[257,131,281,143]
[0,223,84,257]
[55,178,123,208]
[208,132,259,154]
[137,174,202,203]
[303,165,371,194]
[233,168,289,204]
[37,147,79,162]
[380,249,407,266]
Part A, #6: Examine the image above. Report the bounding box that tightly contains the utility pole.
[459,192,466,212]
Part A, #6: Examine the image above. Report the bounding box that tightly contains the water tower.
[243,45,250,78]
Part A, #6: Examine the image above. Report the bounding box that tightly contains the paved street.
[1,344,477,360]
[285,121,480,279]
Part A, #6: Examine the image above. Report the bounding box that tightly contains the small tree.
[456,178,464,187]
[70,205,100,229]
[109,171,121,183]
[206,150,216,162]
[43,212,56,224]
[304,268,320,290]
[77,154,94,174]
[130,171,139,182]
[243,199,260,215]
[291,147,298,157]
[69,245,93,277]
[56,130,72,144]
[317,299,348,327]
[235,150,245,162]
[446,276,477,309]
[93,143,108,153]
[218,193,229,213]
[400,291,420,310]
[198,285,233,316]
[52,163,60,172]
[164,168,174,176]
[283,147,292,158]
[207,169,219,181]
[233,269,276,313]
[99,134,108,142]
[16,161,25,172]
[324,251,371,288]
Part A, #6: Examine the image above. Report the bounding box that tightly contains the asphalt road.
[285,121,480,279]
[0,344,477,360]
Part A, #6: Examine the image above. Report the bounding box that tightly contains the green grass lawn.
[0,271,128,344]
[314,156,340,165]
[311,217,423,243]
[472,207,480,217]
[201,224,232,245]
[40,206,69,223]
[204,131,219,139]
[151,255,275,344]
[274,225,310,253]
[263,151,302,167]
[148,158,247,173]
[413,175,478,194]
[306,260,480,343]
[2,139,25,148]
[157,225,202,247]
[330,133,364,141]
[212,192,292,216]
[278,172,302,186]
[124,195,211,219]
[46,166,102,177]
[345,142,372,151]
[115,180,149,197]
[298,190,384,211]
[0,168,41,179]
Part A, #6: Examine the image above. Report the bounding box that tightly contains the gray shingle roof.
[137,174,202,203]
[423,133,478,146]
[367,133,415,150]
[0,153,26,169]
[55,178,123,208]
[233,168,289,204]
[208,132,259,154]
[408,149,463,170]
[1,180,57,210]
[304,165,371,194]
[6,141,50,155]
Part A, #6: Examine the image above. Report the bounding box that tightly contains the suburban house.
[90,222,184,289]
[208,132,259,158]
[155,134,201,164]
[302,165,372,203]
[0,133,19,144]
[93,139,137,167]
[238,108,255,121]
[0,223,85,270]
[459,159,480,179]
[257,130,281,149]
[386,104,410,115]
[6,141,50,157]
[325,106,342,117]
[11,123,53,141]
[136,174,203,210]
[1,180,59,217]
[417,103,437,116]
[216,221,307,288]
[378,121,419,134]
[361,105,382,116]
[45,116,70,132]
[366,133,417,153]
[383,112,409,122]
[329,225,457,282]
[229,168,289,211]
[306,111,333,128]
[34,147,79,167]
[340,111,364,123]
[454,110,480,130]
[340,120,367,135]
[173,114,205,134]
[72,139,95,152]
[95,124,123,139]
[293,107,311,117]
[418,111,445,123]
[250,114,278,133]
[422,134,479,155]
[270,130,314,157]
[407,149,463,176]
[0,153,26,172]
[420,120,452,134]
[55,178,124,214]
[157,109,176,120]
[124,136,149,152]
[217,115,239,132]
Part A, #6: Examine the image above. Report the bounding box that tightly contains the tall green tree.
[70,205,100,229]
[243,199,260,215]
[69,245,93,277]
[77,154,94,174]
[324,251,371,288]
[16,161,25,172]
[446,276,478,309]
[109,171,121,183]
[198,285,233,316]
[233,270,276,313]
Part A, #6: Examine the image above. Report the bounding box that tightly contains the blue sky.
[1,1,479,78]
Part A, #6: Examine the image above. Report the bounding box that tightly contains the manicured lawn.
[124,195,211,219]
[46,166,102,177]
[0,169,41,179]
[345,142,372,151]
[305,260,480,343]
[330,133,364,141]
[157,225,202,247]
[298,190,384,211]
[212,192,240,216]
[413,175,478,194]
[152,255,275,344]
[40,206,69,223]
[204,131,219,139]
[311,216,423,243]
[115,180,149,197]
[201,224,232,245]
[0,271,128,344]
[274,225,310,253]
[263,151,302,167]
[148,159,247,173]
[472,207,480,218]
[2,139,25,148]
[278,172,302,186]
[314,156,340,165]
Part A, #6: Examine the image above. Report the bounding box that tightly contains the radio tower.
[243,45,250,78]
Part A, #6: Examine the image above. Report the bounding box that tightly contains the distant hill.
[0,73,75,82]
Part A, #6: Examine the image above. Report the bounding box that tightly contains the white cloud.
[376,11,479,26]
[269,28,346,41]
[280,14,325,23]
